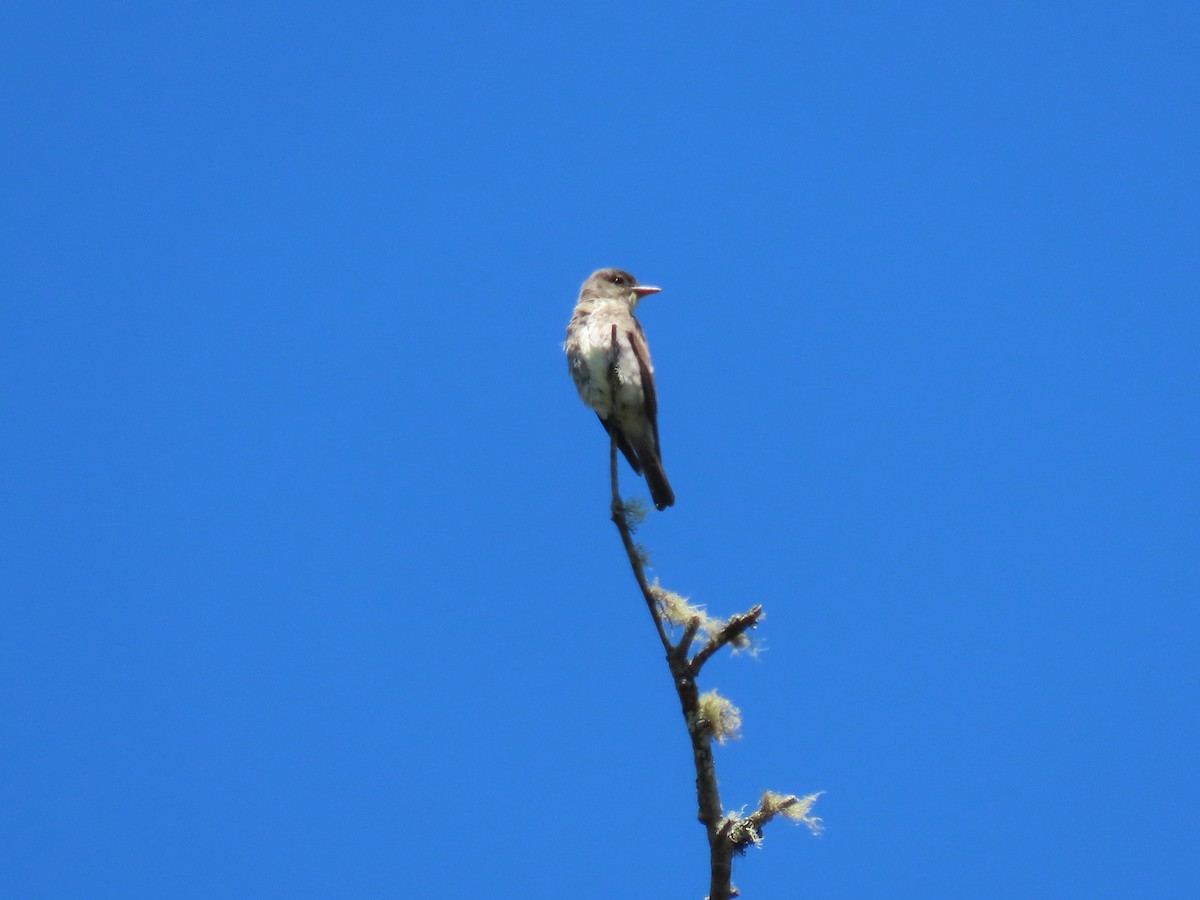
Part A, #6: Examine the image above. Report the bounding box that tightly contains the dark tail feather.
[642,458,675,510]
[598,415,642,474]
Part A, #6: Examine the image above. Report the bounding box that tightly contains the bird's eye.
[612,275,625,285]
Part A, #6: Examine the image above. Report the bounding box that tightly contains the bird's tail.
[642,457,675,511]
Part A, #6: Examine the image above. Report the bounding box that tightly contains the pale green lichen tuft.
[650,583,755,653]
[697,690,742,744]
[619,498,648,530]
[761,790,824,835]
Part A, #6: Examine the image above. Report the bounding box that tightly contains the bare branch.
[600,361,817,899]
[606,435,735,898]
[609,435,672,654]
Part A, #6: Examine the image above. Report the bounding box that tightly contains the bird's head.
[580,268,662,310]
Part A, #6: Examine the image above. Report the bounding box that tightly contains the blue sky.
[3,2,1197,897]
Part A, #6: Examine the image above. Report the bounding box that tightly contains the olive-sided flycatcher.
[565,268,675,510]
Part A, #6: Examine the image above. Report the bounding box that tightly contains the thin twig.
[689,605,764,677]
[678,615,703,657]
[726,791,823,854]
[609,436,672,653]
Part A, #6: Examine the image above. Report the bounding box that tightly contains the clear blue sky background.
[4,3,1197,897]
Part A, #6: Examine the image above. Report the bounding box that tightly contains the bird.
[565,267,675,510]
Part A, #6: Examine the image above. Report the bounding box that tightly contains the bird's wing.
[627,320,662,456]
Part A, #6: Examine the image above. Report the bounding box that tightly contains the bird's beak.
[633,285,662,297]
